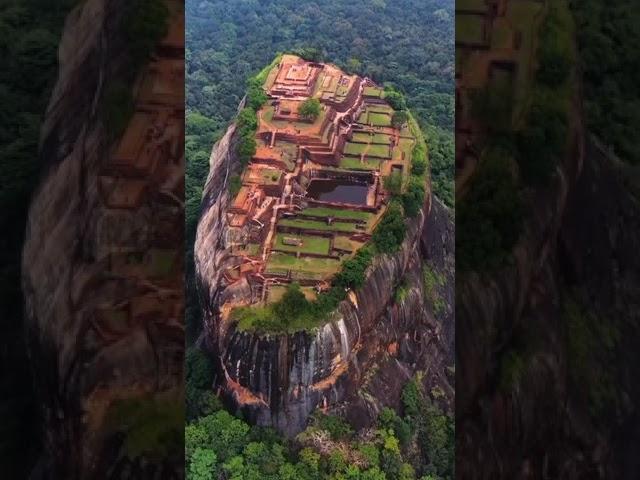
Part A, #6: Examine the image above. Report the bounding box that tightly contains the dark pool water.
[307,179,368,205]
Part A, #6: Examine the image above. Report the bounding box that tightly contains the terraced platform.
[223,54,416,305]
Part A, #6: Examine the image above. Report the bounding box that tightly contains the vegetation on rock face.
[457,1,574,272]
[104,393,184,461]
[572,0,640,164]
[457,148,523,272]
[563,293,620,420]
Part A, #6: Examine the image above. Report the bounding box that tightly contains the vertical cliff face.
[195,123,454,436]
[456,79,640,479]
[21,1,185,477]
[456,77,588,476]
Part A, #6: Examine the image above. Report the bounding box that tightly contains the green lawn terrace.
[260,202,377,284]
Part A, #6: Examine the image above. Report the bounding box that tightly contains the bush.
[470,82,513,132]
[412,141,428,175]
[411,156,428,176]
[295,46,324,62]
[186,348,213,390]
[383,172,403,195]
[384,89,407,111]
[246,78,268,110]
[273,282,311,320]
[237,131,257,166]
[334,247,373,289]
[516,99,568,186]
[536,4,572,87]
[237,108,258,130]
[313,413,354,440]
[402,178,425,217]
[372,202,406,253]
[456,148,523,271]
[392,110,409,128]
[299,98,321,120]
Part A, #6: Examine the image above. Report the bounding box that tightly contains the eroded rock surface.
[22,1,185,477]
[195,121,454,436]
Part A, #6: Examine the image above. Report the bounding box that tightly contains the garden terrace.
[220,54,417,316]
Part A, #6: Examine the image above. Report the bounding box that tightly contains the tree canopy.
[299,98,321,120]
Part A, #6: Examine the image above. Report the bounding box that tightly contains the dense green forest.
[0,0,77,475]
[571,0,640,164]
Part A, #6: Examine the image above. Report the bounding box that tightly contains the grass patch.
[268,285,317,303]
[372,133,392,144]
[340,156,381,170]
[333,235,362,252]
[301,207,371,221]
[234,283,347,333]
[274,233,330,255]
[352,132,373,143]
[344,142,367,155]
[368,112,391,127]
[266,252,341,273]
[367,143,391,158]
[279,218,359,233]
[363,86,383,97]
[259,168,282,185]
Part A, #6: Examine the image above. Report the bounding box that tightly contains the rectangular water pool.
[307,179,369,205]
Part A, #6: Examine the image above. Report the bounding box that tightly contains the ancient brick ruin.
[222,54,416,308]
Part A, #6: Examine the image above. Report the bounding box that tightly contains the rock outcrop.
[195,121,455,436]
[21,1,185,477]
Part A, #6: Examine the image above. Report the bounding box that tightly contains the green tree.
[411,156,428,176]
[402,178,426,217]
[392,110,409,128]
[299,98,321,120]
[384,90,407,111]
[197,410,250,462]
[383,172,403,195]
[273,283,311,321]
[372,203,406,253]
[188,448,216,480]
